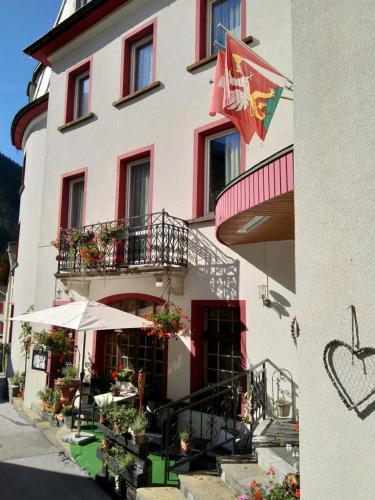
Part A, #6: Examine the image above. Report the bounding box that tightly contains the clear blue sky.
[0,0,62,165]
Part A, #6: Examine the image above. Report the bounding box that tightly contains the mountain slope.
[0,153,21,253]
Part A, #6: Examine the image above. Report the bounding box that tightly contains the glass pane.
[134,39,153,91]
[76,75,89,118]
[208,131,240,212]
[68,178,84,228]
[128,161,150,221]
[210,0,241,55]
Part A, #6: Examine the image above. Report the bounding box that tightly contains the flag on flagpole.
[209,32,285,144]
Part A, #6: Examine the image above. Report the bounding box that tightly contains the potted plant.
[80,239,103,267]
[143,302,189,340]
[37,387,61,413]
[180,431,193,451]
[98,397,113,424]
[34,329,74,354]
[8,372,25,401]
[61,405,73,428]
[55,363,79,406]
[275,398,292,418]
[111,365,136,393]
[130,413,149,445]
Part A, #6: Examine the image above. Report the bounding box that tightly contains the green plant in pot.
[130,412,149,445]
[180,430,193,451]
[61,405,73,428]
[8,372,26,401]
[37,387,61,413]
[55,363,80,407]
[98,397,114,424]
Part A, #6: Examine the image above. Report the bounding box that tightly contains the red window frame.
[193,118,246,218]
[190,300,247,392]
[64,56,93,123]
[195,0,246,61]
[115,145,154,220]
[120,18,157,98]
[58,168,88,230]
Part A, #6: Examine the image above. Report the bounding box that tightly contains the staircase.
[136,360,299,499]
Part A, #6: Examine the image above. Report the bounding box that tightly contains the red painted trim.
[12,96,48,150]
[0,303,3,315]
[58,167,88,230]
[193,119,246,218]
[99,293,163,306]
[26,0,130,66]
[115,145,154,220]
[52,300,71,307]
[120,18,157,98]
[190,300,246,392]
[195,0,246,61]
[215,149,294,235]
[64,56,93,123]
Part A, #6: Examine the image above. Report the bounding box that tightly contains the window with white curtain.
[208,0,241,55]
[205,130,240,213]
[130,36,153,92]
[67,177,84,228]
[73,71,89,119]
[127,159,150,223]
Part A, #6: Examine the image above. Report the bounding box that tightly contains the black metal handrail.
[154,360,267,484]
[57,211,189,273]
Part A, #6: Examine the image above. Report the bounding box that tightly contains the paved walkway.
[0,401,109,500]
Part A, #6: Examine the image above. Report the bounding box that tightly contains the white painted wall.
[293,0,375,498]
[13,0,296,412]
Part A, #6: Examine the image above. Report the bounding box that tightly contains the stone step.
[220,462,268,497]
[137,487,185,500]
[256,447,297,484]
[179,472,237,500]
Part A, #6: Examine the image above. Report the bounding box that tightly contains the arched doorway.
[93,293,167,400]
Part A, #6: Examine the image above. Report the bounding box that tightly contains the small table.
[94,391,137,406]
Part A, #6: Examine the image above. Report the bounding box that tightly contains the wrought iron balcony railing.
[57,211,188,274]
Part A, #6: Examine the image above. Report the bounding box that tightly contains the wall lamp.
[259,285,271,308]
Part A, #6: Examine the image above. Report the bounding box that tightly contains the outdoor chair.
[71,377,110,431]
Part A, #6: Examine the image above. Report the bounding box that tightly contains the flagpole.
[217,23,294,86]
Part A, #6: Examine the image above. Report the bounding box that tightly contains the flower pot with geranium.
[111,365,136,393]
[143,302,189,340]
[80,239,103,268]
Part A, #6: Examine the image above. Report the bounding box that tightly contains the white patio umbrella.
[12,300,152,443]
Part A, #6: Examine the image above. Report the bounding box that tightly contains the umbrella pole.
[76,330,86,438]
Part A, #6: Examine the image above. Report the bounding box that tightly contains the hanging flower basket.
[80,240,103,266]
[142,302,189,340]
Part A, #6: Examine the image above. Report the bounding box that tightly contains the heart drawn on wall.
[323,306,375,419]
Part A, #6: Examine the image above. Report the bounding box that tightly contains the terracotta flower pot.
[180,440,192,451]
[132,431,145,445]
[59,382,79,406]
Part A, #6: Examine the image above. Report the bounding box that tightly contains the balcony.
[215,146,294,246]
[56,211,188,277]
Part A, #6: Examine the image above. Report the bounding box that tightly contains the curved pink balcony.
[216,146,294,245]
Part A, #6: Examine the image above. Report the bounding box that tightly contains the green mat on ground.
[70,424,104,478]
[69,424,178,485]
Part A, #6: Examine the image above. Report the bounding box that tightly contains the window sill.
[113,81,162,108]
[186,35,253,73]
[57,112,96,132]
[187,214,215,225]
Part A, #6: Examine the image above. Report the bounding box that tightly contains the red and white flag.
[209,33,287,144]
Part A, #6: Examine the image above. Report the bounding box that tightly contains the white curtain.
[224,132,240,183]
[211,0,241,54]
[69,179,84,228]
[134,40,153,91]
[128,161,150,221]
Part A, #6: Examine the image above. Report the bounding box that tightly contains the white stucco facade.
[293,0,375,498]
[11,0,297,423]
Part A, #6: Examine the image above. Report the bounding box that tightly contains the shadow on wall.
[232,240,296,293]
[188,228,239,300]
[269,290,291,318]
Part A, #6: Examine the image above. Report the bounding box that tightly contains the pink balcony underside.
[216,150,294,245]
